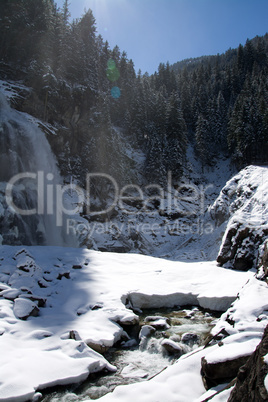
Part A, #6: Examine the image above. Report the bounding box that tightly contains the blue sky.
[56,0,268,74]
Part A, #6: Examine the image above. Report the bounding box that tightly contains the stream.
[42,306,220,401]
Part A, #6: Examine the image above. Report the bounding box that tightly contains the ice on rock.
[139,325,156,339]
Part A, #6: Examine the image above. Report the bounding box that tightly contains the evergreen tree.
[165,93,187,179]
[195,114,210,169]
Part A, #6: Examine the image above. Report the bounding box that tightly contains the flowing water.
[0,90,75,246]
[41,306,219,401]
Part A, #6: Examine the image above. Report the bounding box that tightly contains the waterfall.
[0,89,75,246]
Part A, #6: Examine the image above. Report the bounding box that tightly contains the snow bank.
[212,277,268,336]
[0,246,254,401]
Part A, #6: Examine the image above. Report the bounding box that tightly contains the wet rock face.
[227,325,268,402]
[181,332,200,346]
[261,241,268,279]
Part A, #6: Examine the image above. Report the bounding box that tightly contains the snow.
[193,384,231,402]
[212,277,268,336]
[0,244,264,402]
[204,331,262,364]
[13,298,39,319]
[69,145,236,261]
[161,338,182,351]
[0,81,267,400]
[139,325,155,339]
[93,273,267,402]
[203,386,234,401]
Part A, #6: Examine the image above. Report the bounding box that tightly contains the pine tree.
[215,91,228,151]
[165,93,187,179]
[195,114,210,169]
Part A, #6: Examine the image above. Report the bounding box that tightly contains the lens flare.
[106,59,120,82]
[111,86,121,99]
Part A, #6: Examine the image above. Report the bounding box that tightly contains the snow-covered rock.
[0,287,20,300]
[139,325,156,339]
[13,298,39,320]
[144,315,170,329]
[161,339,184,355]
[210,165,268,270]
[201,331,262,388]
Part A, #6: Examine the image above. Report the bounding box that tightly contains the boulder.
[139,325,156,351]
[217,222,268,270]
[69,330,82,341]
[0,288,20,300]
[13,298,39,320]
[117,314,139,326]
[86,341,110,354]
[161,339,183,356]
[19,294,46,307]
[139,325,156,339]
[181,332,200,345]
[144,315,170,330]
[201,354,249,389]
[228,325,268,402]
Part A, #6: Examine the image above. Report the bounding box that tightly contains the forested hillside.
[0,0,268,187]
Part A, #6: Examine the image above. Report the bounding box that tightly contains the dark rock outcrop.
[227,325,268,402]
[261,241,268,279]
[217,223,268,271]
[201,353,250,390]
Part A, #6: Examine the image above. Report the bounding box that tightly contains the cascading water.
[42,307,218,401]
[0,89,74,246]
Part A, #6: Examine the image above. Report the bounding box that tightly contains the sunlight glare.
[83,0,131,36]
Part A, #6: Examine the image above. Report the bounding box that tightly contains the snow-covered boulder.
[139,325,156,339]
[0,287,20,300]
[201,331,262,389]
[144,315,170,330]
[13,298,39,320]
[161,339,183,356]
[19,293,47,307]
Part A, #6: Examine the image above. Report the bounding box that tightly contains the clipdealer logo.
[5,171,214,227]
